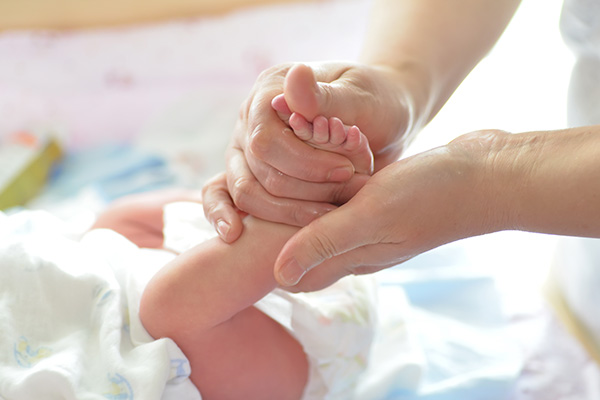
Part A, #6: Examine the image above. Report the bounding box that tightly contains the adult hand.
[203,61,423,243]
[274,130,511,291]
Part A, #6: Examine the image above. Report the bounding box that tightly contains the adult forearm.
[272,127,600,290]
[486,126,600,237]
[360,0,521,134]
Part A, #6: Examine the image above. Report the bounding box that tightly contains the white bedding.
[0,210,200,400]
[0,207,524,400]
[0,206,425,400]
[1,0,597,398]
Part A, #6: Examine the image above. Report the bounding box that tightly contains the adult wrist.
[360,61,435,165]
[489,126,600,237]
[374,61,434,134]
[474,129,545,234]
[446,129,523,236]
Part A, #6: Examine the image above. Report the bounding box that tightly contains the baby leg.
[140,215,308,400]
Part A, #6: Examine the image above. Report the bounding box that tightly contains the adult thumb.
[284,63,367,124]
[274,202,368,287]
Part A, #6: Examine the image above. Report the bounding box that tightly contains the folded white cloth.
[0,210,200,400]
[0,203,423,400]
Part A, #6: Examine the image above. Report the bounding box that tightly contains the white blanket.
[0,210,201,400]
[0,207,524,399]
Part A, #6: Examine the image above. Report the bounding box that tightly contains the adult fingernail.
[278,259,306,286]
[216,220,230,239]
[327,166,353,182]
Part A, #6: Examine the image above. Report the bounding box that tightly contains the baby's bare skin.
[271,64,374,176]
[138,69,373,398]
[288,113,373,176]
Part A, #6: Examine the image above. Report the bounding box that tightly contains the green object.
[0,134,62,210]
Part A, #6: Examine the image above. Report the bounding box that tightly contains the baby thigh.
[184,306,308,400]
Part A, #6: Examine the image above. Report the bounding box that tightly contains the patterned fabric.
[0,210,199,400]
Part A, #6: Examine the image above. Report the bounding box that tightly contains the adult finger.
[275,207,416,289]
[247,122,355,183]
[227,145,339,227]
[201,172,245,243]
[273,194,380,286]
[284,63,409,169]
[284,63,374,127]
[239,75,356,184]
[246,152,370,203]
[282,244,413,293]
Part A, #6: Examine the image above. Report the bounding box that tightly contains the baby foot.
[288,112,374,175]
[272,94,374,175]
[271,93,291,123]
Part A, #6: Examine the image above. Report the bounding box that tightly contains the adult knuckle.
[328,183,349,205]
[295,162,326,183]
[200,182,212,199]
[256,63,291,82]
[248,123,271,158]
[237,94,252,122]
[230,176,255,210]
[201,179,223,203]
[309,230,339,261]
[263,168,287,196]
[203,172,224,189]
[319,83,335,112]
[287,203,310,227]
[255,65,279,82]
[204,198,227,217]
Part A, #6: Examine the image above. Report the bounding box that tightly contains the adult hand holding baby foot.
[274,131,513,290]
[203,0,522,292]
[202,61,423,242]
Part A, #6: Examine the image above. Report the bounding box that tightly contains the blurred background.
[1,0,594,399]
[0,0,573,307]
